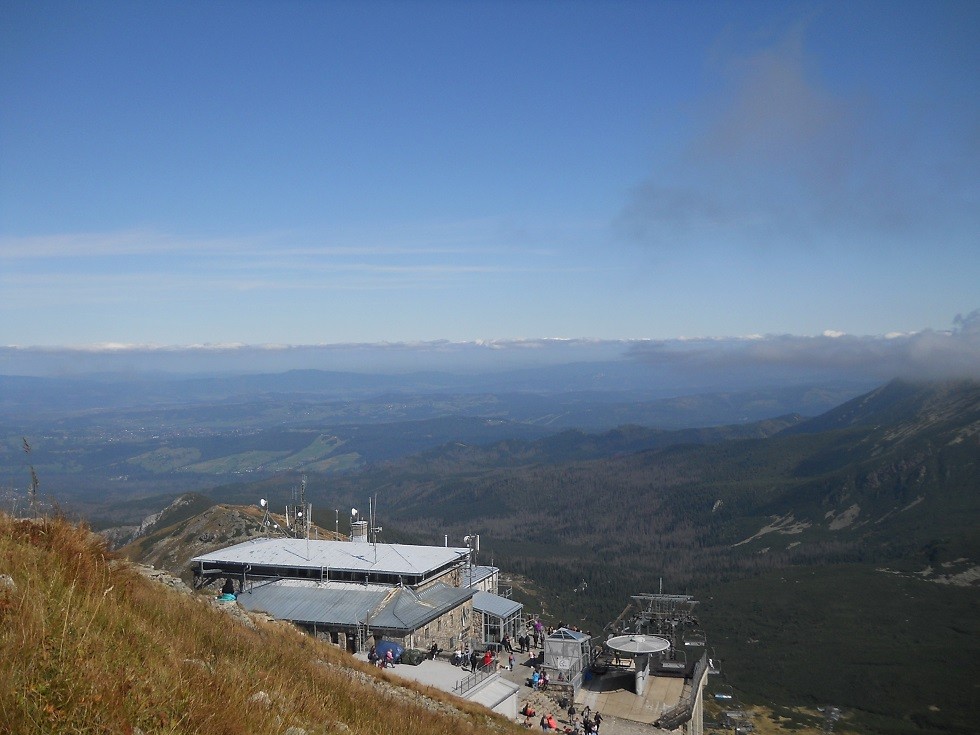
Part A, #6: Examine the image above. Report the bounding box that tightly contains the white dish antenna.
[259,498,267,507]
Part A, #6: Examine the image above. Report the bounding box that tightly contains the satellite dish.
[297,511,303,518]
[351,508,358,517]
[259,498,267,507]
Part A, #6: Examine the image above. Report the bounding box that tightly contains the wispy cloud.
[0,229,273,259]
[1,217,571,261]
[617,22,979,255]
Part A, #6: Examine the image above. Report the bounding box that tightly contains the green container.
[401,649,426,666]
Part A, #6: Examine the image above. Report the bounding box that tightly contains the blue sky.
[1,1,978,377]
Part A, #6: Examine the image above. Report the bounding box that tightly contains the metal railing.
[655,652,708,730]
[452,664,496,696]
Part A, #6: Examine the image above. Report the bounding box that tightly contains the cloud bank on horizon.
[2,311,978,385]
[1,3,977,350]
[626,310,980,383]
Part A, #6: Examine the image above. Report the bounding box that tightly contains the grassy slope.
[0,513,520,735]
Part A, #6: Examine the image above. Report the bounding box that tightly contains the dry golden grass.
[704,698,860,735]
[0,513,521,735]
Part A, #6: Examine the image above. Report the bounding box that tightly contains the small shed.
[543,627,592,691]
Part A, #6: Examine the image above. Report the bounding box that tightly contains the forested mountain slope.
[279,380,978,589]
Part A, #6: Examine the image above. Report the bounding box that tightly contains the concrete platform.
[354,652,470,692]
[575,668,685,725]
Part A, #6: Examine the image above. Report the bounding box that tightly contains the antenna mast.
[369,494,382,544]
[298,475,308,539]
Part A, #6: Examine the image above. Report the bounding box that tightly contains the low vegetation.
[701,564,980,735]
[0,512,521,735]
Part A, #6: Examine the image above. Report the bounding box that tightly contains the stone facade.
[392,597,474,652]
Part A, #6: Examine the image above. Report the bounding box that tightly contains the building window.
[484,614,501,644]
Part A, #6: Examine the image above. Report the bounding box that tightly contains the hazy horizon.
[3,310,978,390]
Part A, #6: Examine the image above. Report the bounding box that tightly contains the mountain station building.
[190,536,522,654]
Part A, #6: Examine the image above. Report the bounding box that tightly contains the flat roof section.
[462,565,498,588]
[191,537,471,576]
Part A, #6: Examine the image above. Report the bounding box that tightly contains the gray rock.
[0,574,15,593]
[249,690,273,708]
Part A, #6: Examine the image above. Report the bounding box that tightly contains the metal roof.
[472,590,522,619]
[372,583,475,631]
[236,579,473,632]
[462,565,498,588]
[238,581,389,627]
[191,537,471,576]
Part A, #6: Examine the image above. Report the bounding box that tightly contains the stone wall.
[402,597,474,652]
